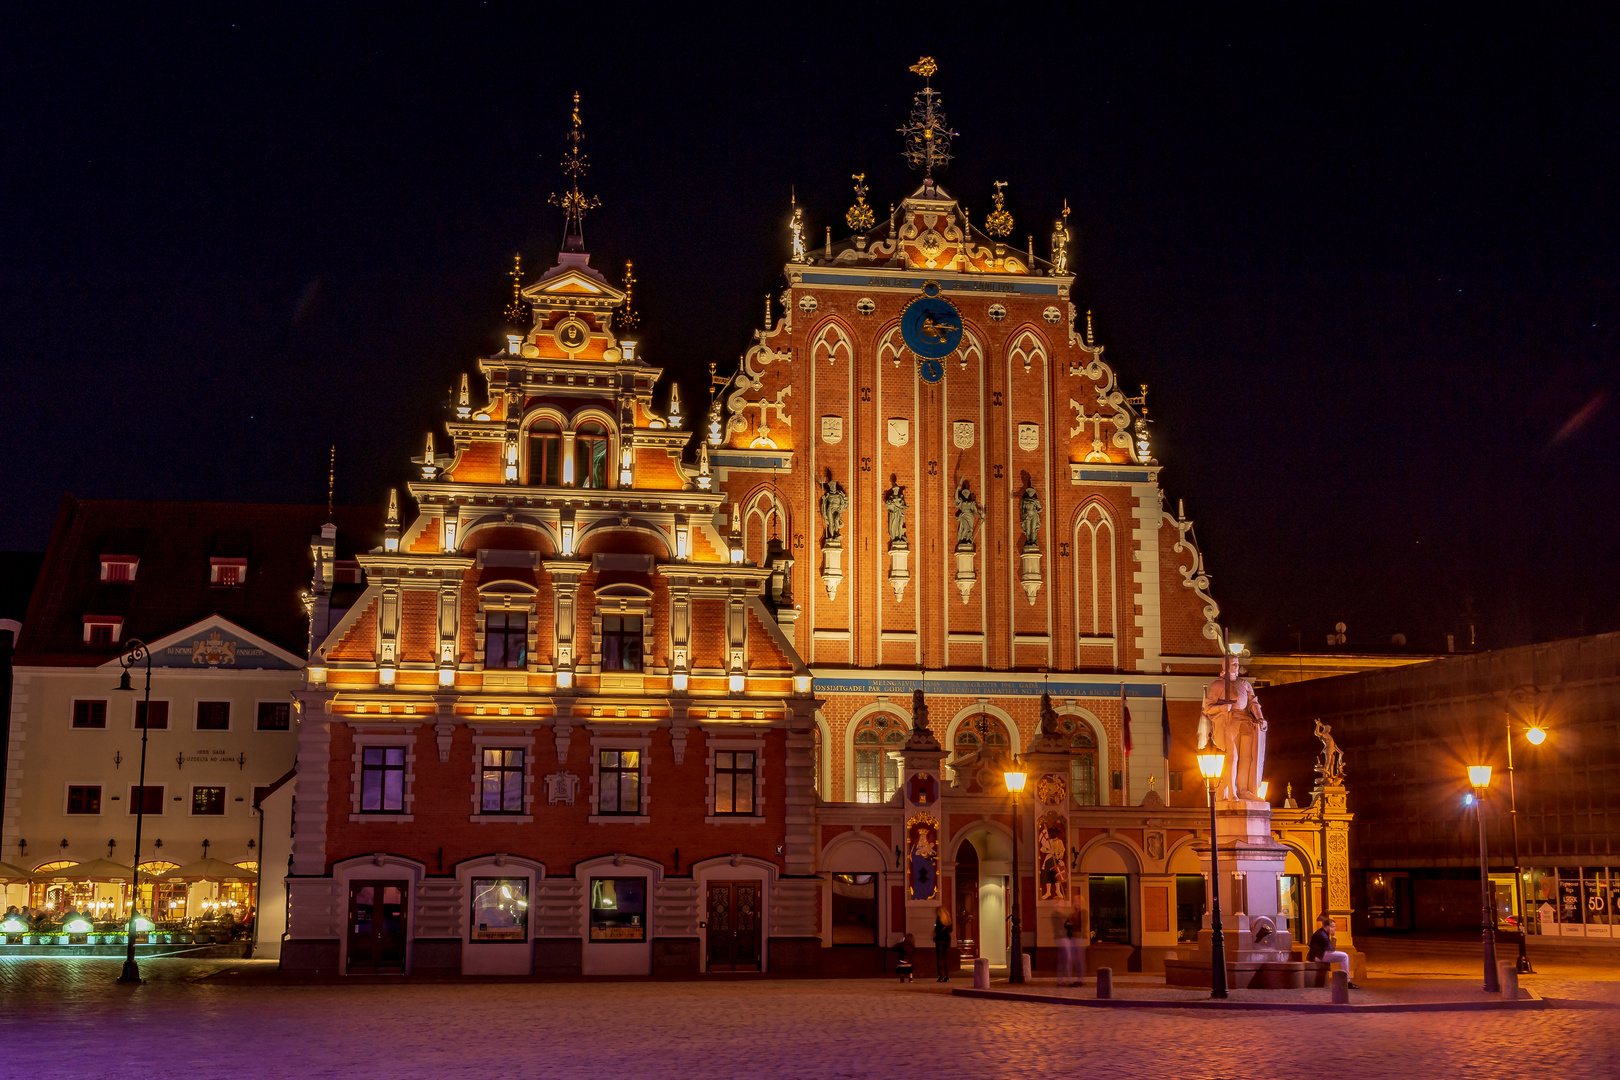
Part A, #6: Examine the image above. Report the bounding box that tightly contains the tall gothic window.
[575,421,610,489]
[528,420,563,486]
[853,714,906,803]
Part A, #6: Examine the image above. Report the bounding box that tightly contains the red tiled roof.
[16,497,383,667]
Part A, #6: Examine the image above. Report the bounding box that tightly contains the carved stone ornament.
[543,771,580,806]
[1017,422,1040,451]
[952,421,974,449]
[820,415,843,444]
[887,418,910,446]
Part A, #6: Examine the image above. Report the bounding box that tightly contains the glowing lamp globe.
[1468,765,1493,788]
[1526,727,1547,746]
[1003,769,1027,794]
[1197,752,1225,780]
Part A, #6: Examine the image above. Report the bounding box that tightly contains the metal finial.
[327,446,335,518]
[985,180,1013,238]
[503,253,526,326]
[899,58,957,178]
[620,260,639,330]
[548,91,600,253]
[846,173,874,231]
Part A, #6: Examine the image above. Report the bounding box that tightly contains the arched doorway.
[953,827,1013,968]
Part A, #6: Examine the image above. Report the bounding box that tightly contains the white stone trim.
[704,734,766,822]
[468,730,537,823]
[587,730,652,822]
[347,730,418,822]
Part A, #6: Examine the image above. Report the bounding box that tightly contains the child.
[896,932,915,982]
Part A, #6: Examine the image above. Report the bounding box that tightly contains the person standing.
[934,906,953,982]
[1307,914,1359,990]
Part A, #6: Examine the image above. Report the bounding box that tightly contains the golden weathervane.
[985,180,1014,238]
[846,173,875,232]
[898,57,957,179]
[549,91,601,253]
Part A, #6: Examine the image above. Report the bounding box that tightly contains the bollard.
[973,957,990,990]
[1498,961,1519,1000]
[1331,970,1349,1004]
[1021,952,1033,982]
[1096,966,1113,999]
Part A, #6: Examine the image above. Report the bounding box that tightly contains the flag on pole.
[1160,688,1171,757]
[1122,689,1134,756]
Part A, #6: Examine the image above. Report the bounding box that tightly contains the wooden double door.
[348,880,408,974]
[706,880,762,971]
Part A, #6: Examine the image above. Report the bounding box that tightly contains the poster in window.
[470,877,529,942]
[1037,812,1069,901]
[906,812,939,902]
[1584,873,1608,925]
[1559,878,1582,925]
[590,877,647,941]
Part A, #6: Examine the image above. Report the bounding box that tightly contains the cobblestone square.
[1,944,1616,1079]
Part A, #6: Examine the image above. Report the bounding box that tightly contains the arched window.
[528,420,563,486]
[575,421,610,489]
[853,713,906,803]
[950,714,1011,794]
[1070,727,1099,807]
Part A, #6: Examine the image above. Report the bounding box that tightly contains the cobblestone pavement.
[0,944,1616,1080]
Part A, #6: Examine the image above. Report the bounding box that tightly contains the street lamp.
[113,639,154,985]
[1504,685,1549,974]
[1198,749,1228,999]
[1003,766,1027,984]
[1468,764,1501,993]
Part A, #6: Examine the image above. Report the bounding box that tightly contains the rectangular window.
[67,785,102,814]
[360,747,407,813]
[89,623,114,645]
[256,702,291,731]
[481,748,525,814]
[1169,771,1183,792]
[196,701,231,730]
[470,877,529,942]
[135,700,169,729]
[191,786,226,815]
[1110,770,1123,792]
[72,700,107,729]
[589,877,646,941]
[714,751,756,815]
[597,749,641,815]
[130,785,164,815]
[602,615,644,672]
[104,560,132,582]
[486,611,527,669]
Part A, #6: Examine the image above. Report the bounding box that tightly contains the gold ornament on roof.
[985,181,1014,238]
[620,259,639,330]
[789,194,809,264]
[549,91,601,253]
[899,57,957,179]
[503,253,527,326]
[846,173,875,232]
[1051,201,1072,275]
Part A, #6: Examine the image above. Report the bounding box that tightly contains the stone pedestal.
[888,540,910,603]
[953,544,976,604]
[821,539,843,601]
[1192,799,1292,963]
[1019,545,1042,605]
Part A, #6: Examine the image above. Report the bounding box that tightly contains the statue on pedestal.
[1314,720,1346,783]
[819,473,848,542]
[886,481,908,546]
[1197,651,1268,801]
[1019,484,1042,548]
[954,479,980,548]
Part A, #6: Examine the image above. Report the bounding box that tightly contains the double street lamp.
[1197,749,1228,999]
[113,639,154,985]
[1467,765,1500,993]
[1003,766,1027,985]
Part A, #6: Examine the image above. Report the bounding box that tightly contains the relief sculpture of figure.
[954,478,980,548]
[819,473,848,542]
[1019,484,1042,548]
[885,481,908,545]
[1196,649,1268,801]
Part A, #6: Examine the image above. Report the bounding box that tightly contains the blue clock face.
[919,358,945,383]
[901,290,963,359]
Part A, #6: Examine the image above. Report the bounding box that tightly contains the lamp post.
[1468,765,1501,993]
[1003,766,1027,984]
[1504,685,1547,974]
[113,639,153,985]
[1197,749,1228,999]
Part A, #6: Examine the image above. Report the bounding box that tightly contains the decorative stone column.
[899,705,946,959]
[954,542,976,604]
[1019,544,1043,606]
[1021,717,1074,970]
[887,537,910,603]
[821,537,843,601]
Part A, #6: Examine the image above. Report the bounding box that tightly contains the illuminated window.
[481,748,525,814]
[597,750,641,815]
[528,420,563,485]
[191,786,226,816]
[360,747,407,813]
[602,615,643,672]
[1070,728,1099,807]
[854,714,906,803]
[575,422,610,489]
[713,751,756,815]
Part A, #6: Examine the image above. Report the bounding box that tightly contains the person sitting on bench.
[1307,914,1359,990]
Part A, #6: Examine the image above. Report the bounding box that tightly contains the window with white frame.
[597,749,641,815]
[481,748,525,814]
[360,747,407,813]
[486,611,528,669]
[853,714,905,803]
[713,750,757,815]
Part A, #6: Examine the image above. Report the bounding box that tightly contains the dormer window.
[100,556,138,582]
[83,617,122,644]
[210,558,247,586]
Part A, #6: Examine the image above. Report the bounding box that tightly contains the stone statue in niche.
[954,479,981,548]
[1019,484,1043,548]
[1314,719,1346,783]
[1196,651,1268,801]
[819,473,848,541]
[885,480,908,545]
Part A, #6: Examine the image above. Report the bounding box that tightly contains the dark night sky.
[2,5,1616,652]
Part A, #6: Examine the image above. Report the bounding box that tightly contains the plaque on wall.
[1017,423,1040,451]
[821,416,843,444]
[952,421,974,449]
[887,418,910,446]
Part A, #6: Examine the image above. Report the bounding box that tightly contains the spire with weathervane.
[898,57,958,180]
[549,92,601,254]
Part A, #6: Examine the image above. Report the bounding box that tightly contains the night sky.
[3,6,1615,652]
